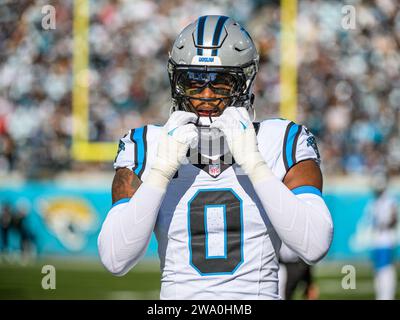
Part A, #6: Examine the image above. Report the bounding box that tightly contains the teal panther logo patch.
[115,140,126,161]
[306,136,320,160]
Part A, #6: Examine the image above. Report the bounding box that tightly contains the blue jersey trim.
[291,186,322,197]
[131,127,145,177]
[111,198,130,208]
[284,123,301,169]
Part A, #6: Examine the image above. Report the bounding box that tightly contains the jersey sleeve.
[282,123,321,172]
[256,119,322,181]
[113,126,149,180]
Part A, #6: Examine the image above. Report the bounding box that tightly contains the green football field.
[0,256,398,300]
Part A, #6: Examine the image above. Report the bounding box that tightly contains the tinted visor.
[176,71,244,98]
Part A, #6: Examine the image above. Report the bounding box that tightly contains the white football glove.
[145,111,199,190]
[210,107,271,183]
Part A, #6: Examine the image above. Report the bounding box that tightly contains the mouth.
[197,109,220,117]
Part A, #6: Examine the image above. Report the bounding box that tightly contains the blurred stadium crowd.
[0,0,399,178]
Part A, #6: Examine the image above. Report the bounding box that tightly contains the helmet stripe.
[211,16,229,56]
[196,16,207,56]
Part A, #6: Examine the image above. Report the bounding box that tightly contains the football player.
[364,174,398,300]
[98,15,333,299]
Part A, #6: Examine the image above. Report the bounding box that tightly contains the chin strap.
[249,104,256,122]
[169,104,176,115]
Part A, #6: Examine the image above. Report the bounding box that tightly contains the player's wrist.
[228,127,272,183]
[247,158,273,183]
[240,150,273,183]
[145,165,175,190]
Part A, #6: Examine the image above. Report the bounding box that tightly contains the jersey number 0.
[187,189,243,275]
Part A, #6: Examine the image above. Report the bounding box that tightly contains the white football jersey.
[114,118,321,299]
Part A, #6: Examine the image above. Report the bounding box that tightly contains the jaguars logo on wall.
[38,198,98,252]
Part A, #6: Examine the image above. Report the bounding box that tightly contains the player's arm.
[111,168,142,204]
[98,168,168,276]
[283,159,322,192]
[280,160,331,264]
[98,111,199,276]
[211,107,333,265]
[250,160,332,266]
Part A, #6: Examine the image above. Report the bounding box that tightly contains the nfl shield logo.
[209,164,221,177]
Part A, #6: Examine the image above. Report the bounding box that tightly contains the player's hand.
[164,111,199,150]
[210,107,267,181]
[146,111,198,190]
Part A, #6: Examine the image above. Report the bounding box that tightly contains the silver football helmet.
[168,15,259,121]
[168,16,259,159]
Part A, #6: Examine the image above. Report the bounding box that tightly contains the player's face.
[189,85,231,117]
[177,71,237,117]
